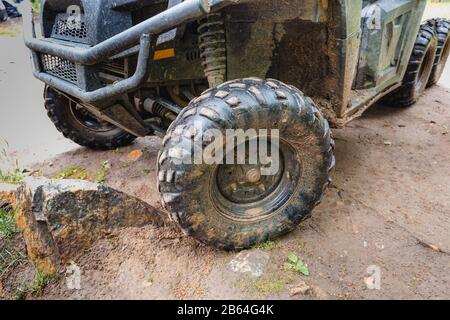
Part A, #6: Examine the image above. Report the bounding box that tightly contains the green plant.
[54,162,110,184]
[252,240,278,250]
[285,253,310,276]
[0,208,17,239]
[32,270,55,294]
[253,279,285,295]
[14,269,58,300]
[94,161,110,184]
[30,0,41,14]
[0,26,21,37]
[252,273,295,296]
[0,140,24,184]
[53,166,89,180]
[13,284,29,300]
[0,241,26,279]
[0,164,24,185]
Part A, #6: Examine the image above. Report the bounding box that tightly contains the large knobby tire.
[158,78,335,250]
[44,86,136,150]
[383,24,438,107]
[426,18,450,87]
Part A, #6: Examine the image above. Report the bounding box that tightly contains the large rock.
[15,177,165,274]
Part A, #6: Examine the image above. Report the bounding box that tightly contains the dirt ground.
[1,4,450,300]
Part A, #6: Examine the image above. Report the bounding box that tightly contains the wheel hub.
[246,168,261,183]
[212,139,301,221]
[70,103,115,132]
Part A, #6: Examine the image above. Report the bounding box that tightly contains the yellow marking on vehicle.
[154,48,175,61]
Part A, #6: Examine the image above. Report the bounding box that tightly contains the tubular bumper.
[23,0,212,104]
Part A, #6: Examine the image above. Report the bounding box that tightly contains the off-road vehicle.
[24,0,450,249]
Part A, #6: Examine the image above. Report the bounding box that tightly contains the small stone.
[228,250,270,278]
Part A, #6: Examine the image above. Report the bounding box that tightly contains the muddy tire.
[158,78,335,250]
[426,18,450,87]
[383,24,438,107]
[44,86,136,150]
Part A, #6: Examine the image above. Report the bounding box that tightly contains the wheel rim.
[211,138,301,222]
[69,102,115,132]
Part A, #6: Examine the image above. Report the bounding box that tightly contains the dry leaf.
[290,280,311,296]
[127,149,143,162]
[429,244,441,252]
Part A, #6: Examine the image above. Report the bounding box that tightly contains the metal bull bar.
[22,0,224,104]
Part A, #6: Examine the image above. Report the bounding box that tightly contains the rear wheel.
[426,18,450,87]
[158,78,335,250]
[44,86,136,150]
[383,24,438,107]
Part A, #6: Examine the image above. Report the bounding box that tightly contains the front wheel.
[44,86,136,150]
[157,78,335,250]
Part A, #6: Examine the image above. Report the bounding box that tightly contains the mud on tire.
[383,24,438,107]
[44,86,136,150]
[426,18,450,87]
[158,78,335,250]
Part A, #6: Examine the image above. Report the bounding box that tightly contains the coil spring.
[151,101,167,117]
[198,13,227,87]
[144,98,177,122]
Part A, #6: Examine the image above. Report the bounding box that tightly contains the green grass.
[0,208,24,281]
[0,208,17,239]
[252,272,295,296]
[94,161,110,184]
[30,0,41,14]
[54,162,110,184]
[31,270,56,294]
[14,270,58,300]
[0,26,21,37]
[0,208,26,281]
[0,244,26,279]
[0,166,24,185]
[53,166,90,180]
[0,140,24,184]
[252,240,279,251]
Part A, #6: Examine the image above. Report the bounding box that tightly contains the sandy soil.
[1,5,450,300]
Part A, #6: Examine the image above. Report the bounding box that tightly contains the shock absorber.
[143,97,182,122]
[198,13,227,87]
